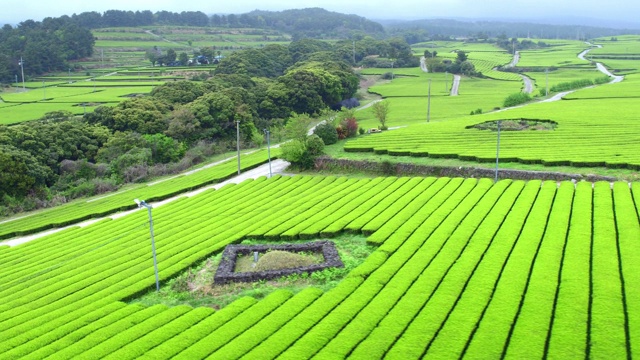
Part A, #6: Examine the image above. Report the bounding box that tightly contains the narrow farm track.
[1,177,639,358]
[450,74,461,96]
[520,74,534,93]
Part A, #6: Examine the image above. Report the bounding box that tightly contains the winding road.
[578,43,624,83]
[504,50,534,94]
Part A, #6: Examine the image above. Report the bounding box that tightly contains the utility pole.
[236,120,241,175]
[545,68,549,96]
[42,81,45,100]
[391,60,394,80]
[495,121,501,183]
[19,57,25,92]
[134,199,160,292]
[264,129,272,178]
[427,78,432,123]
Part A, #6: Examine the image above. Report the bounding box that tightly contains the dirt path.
[503,51,534,94]
[579,43,624,83]
[421,55,459,96]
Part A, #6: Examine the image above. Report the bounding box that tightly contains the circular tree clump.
[313,122,339,145]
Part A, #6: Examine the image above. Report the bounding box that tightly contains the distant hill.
[239,8,385,39]
[382,18,639,39]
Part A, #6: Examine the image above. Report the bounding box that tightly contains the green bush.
[313,122,338,145]
[503,93,531,108]
[306,135,325,156]
[280,140,307,163]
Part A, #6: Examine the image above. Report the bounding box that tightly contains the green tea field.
[1,176,639,358]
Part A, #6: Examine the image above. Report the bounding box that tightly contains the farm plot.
[0,103,86,125]
[0,175,638,358]
[1,73,160,123]
[523,67,607,94]
[517,40,592,67]
[358,74,521,129]
[345,96,640,169]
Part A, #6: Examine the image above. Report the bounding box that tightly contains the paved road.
[506,51,520,68]
[420,56,429,72]
[450,75,461,96]
[520,74,534,94]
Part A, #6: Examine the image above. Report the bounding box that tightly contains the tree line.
[68,8,385,40]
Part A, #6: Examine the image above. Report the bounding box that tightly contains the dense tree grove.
[213,8,385,39]
[0,17,94,82]
[71,10,209,28]
[495,35,549,54]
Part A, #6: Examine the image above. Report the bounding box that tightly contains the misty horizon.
[1,0,639,30]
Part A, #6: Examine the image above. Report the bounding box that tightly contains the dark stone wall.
[214,240,343,284]
[314,156,617,182]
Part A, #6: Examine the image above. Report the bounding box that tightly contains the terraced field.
[1,175,638,358]
[345,96,640,169]
[358,65,522,128]
[0,76,159,124]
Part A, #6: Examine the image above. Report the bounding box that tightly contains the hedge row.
[545,181,592,358]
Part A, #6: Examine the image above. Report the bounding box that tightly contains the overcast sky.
[2,0,638,27]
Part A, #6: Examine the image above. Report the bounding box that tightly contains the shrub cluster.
[503,93,531,107]
[313,122,339,145]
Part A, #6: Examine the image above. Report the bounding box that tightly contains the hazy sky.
[2,0,638,27]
